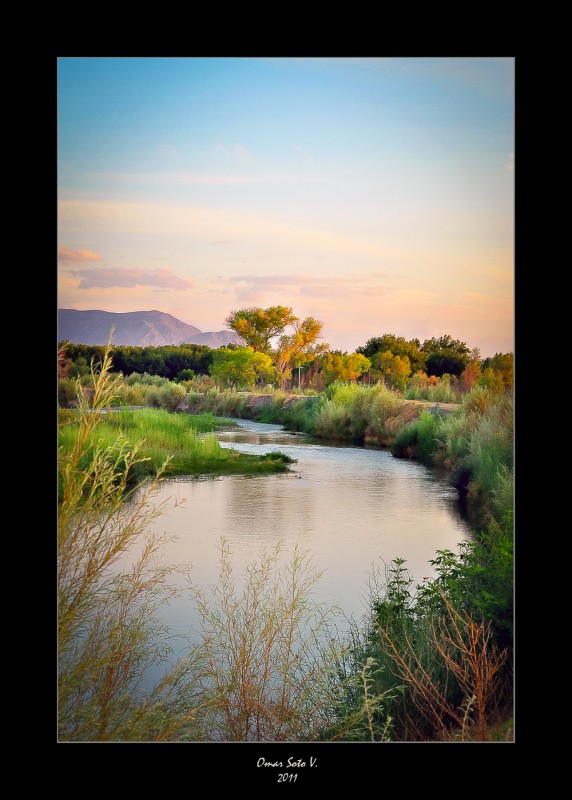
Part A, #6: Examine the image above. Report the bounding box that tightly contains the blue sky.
[58,57,514,356]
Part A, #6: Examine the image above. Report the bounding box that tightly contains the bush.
[58,378,79,408]
[58,349,203,741]
[335,521,514,742]
[393,410,440,463]
[189,540,343,741]
[159,382,187,411]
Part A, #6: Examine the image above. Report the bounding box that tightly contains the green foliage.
[417,513,514,651]
[58,377,79,408]
[356,333,425,373]
[371,351,411,391]
[210,346,276,389]
[317,350,371,386]
[59,406,294,484]
[393,410,440,463]
[188,540,342,741]
[467,396,513,512]
[58,347,204,741]
[461,384,495,416]
[176,368,195,382]
[278,397,322,433]
[477,367,505,395]
[366,383,403,437]
[317,653,398,742]
[421,335,471,378]
[58,341,214,381]
[482,352,513,391]
[225,306,298,353]
[337,515,513,741]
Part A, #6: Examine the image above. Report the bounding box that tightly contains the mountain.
[58,309,239,348]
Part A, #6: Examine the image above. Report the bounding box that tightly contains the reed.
[187,539,345,741]
[58,347,205,741]
[59,406,293,484]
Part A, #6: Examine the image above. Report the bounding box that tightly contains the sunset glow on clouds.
[58,57,514,356]
[68,267,194,291]
[58,246,103,264]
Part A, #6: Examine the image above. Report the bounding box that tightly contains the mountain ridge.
[58,309,239,348]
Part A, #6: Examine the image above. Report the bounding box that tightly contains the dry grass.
[377,589,508,741]
[58,346,205,741]
[187,539,340,741]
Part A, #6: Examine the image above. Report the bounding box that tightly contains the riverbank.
[182,383,511,527]
[58,407,295,495]
[58,354,513,742]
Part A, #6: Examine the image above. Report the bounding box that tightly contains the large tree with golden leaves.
[225,306,327,387]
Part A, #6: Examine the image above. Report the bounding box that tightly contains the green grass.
[58,407,295,486]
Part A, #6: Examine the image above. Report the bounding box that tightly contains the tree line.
[58,305,513,394]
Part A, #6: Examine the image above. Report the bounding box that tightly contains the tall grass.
[185,387,252,418]
[405,373,459,403]
[328,533,513,742]
[58,348,205,741]
[188,539,349,741]
[392,386,513,522]
[393,409,441,464]
[313,382,402,442]
[59,407,293,484]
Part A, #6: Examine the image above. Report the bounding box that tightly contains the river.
[129,417,472,683]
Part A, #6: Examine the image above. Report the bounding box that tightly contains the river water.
[131,418,471,678]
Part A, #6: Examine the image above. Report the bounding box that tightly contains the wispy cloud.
[505,153,514,171]
[220,273,397,302]
[81,172,305,186]
[216,143,254,163]
[69,267,194,291]
[58,246,103,264]
[58,199,403,261]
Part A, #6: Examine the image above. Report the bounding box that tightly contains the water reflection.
[137,419,470,655]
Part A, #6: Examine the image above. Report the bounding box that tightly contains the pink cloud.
[58,246,103,264]
[226,273,396,299]
[70,267,194,291]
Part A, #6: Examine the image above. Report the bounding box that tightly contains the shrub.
[58,378,79,408]
[58,349,203,741]
[188,539,342,741]
[159,382,187,411]
[393,410,440,463]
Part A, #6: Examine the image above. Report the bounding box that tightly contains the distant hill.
[58,309,239,348]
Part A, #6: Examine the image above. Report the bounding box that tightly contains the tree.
[357,334,425,374]
[372,351,411,392]
[225,306,298,354]
[210,347,276,390]
[477,367,505,395]
[461,357,482,393]
[421,336,471,379]
[225,307,327,388]
[274,317,329,387]
[482,353,513,391]
[319,351,371,386]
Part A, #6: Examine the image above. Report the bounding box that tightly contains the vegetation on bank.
[58,405,293,488]
[175,379,512,526]
[58,339,513,742]
[59,360,512,525]
[58,352,394,741]
[321,523,513,741]
[58,320,513,396]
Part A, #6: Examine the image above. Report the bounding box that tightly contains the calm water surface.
[131,418,471,673]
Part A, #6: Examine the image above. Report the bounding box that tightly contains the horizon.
[58,57,514,359]
[57,306,511,358]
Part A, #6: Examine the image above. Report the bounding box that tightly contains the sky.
[57,57,514,357]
